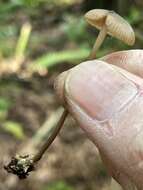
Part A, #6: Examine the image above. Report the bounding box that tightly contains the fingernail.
[65,60,138,121]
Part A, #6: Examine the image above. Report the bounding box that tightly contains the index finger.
[101,49,143,78]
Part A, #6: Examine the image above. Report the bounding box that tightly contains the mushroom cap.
[85,9,135,46]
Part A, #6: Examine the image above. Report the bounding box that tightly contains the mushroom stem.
[4,109,68,178]
[89,25,107,59]
[33,109,68,162]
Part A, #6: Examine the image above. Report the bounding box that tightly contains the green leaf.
[11,0,41,7]
[43,181,74,190]
[63,16,88,43]
[31,47,112,71]
[126,6,141,24]
[0,97,12,112]
[3,121,26,140]
[0,97,11,120]
[32,48,90,69]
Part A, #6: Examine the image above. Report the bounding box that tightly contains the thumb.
[55,60,143,188]
[54,60,139,142]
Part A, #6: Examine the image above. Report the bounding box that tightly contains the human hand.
[54,50,143,189]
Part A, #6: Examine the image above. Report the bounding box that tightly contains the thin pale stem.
[89,25,107,59]
[33,109,68,162]
[32,108,64,147]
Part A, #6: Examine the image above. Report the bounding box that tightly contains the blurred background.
[0,0,143,190]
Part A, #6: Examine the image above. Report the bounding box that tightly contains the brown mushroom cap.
[85,9,135,46]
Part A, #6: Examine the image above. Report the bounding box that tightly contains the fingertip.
[54,71,69,105]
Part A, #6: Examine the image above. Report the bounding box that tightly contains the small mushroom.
[85,9,135,59]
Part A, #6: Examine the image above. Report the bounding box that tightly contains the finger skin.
[54,60,143,188]
[101,49,143,78]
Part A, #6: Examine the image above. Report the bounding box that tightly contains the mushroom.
[84,9,135,59]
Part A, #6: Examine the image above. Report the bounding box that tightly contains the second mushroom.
[85,9,135,59]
